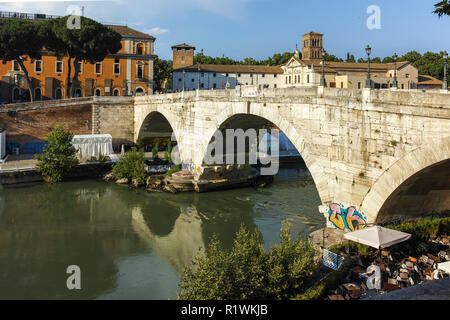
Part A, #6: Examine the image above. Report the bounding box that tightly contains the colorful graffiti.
[328,203,367,232]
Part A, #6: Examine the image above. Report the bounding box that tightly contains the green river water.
[0,168,323,300]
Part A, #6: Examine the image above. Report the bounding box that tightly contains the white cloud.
[145,27,168,36]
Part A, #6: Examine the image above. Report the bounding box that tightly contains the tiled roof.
[418,75,443,85]
[173,64,283,74]
[324,61,409,72]
[172,43,196,50]
[106,25,155,40]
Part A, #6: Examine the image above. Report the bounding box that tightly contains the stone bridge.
[1,86,449,225]
[134,86,450,224]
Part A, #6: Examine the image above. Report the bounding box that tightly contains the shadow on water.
[0,167,323,299]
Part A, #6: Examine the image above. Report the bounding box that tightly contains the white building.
[173,64,283,91]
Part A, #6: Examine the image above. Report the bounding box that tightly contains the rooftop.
[173,64,283,74]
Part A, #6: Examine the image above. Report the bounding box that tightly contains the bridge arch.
[198,103,329,202]
[360,136,450,223]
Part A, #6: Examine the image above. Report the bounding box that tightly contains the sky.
[0,0,449,61]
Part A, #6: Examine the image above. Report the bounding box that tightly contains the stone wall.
[134,87,450,223]
[0,98,94,148]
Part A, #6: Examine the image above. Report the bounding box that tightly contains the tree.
[324,53,343,62]
[346,53,356,63]
[41,16,122,98]
[154,57,173,92]
[434,0,450,17]
[35,126,79,183]
[178,221,317,300]
[0,19,44,102]
[112,148,146,184]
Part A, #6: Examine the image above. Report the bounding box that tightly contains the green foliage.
[193,51,295,66]
[324,53,343,62]
[434,0,450,17]
[166,164,182,177]
[178,221,318,300]
[41,16,122,98]
[152,142,159,159]
[385,216,450,242]
[135,137,146,151]
[154,57,173,92]
[35,126,79,183]
[294,258,352,300]
[112,148,146,184]
[0,19,45,101]
[164,142,173,163]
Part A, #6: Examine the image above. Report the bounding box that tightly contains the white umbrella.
[437,261,450,274]
[343,226,411,249]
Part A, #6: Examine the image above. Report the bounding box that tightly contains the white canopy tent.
[343,226,412,249]
[437,261,450,274]
[72,134,113,159]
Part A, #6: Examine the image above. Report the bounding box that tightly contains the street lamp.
[393,53,398,89]
[197,65,201,90]
[443,51,448,91]
[365,45,372,89]
[320,48,326,86]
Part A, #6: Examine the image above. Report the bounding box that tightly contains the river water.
[0,168,324,300]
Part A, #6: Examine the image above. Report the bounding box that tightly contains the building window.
[75,88,82,97]
[191,78,195,82]
[181,56,185,61]
[13,60,20,71]
[200,83,204,88]
[213,73,217,77]
[289,76,291,84]
[213,83,217,89]
[340,82,344,88]
[401,84,404,89]
[77,61,83,74]
[137,63,144,79]
[358,82,361,89]
[55,88,62,99]
[201,73,204,77]
[136,43,144,55]
[35,60,42,73]
[226,73,229,77]
[34,87,42,100]
[114,59,120,75]
[113,89,120,96]
[262,74,265,78]
[12,87,20,101]
[405,74,409,78]
[179,78,182,82]
[307,75,310,83]
[238,73,241,77]
[135,87,145,96]
[274,74,277,78]
[95,63,102,75]
[274,84,277,88]
[250,73,253,78]
[95,89,102,96]
[56,57,63,73]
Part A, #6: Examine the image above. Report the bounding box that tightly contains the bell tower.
[302,32,323,60]
[172,43,196,70]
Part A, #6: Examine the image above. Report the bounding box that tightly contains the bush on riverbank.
[35,125,79,183]
[178,221,318,300]
[112,148,146,184]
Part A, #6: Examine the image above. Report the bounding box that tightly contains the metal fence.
[323,248,344,271]
[0,11,60,21]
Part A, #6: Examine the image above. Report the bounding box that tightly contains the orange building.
[0,12,156,104]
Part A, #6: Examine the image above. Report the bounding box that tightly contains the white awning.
[437,261,450,274]
[343,226,412,249]
[72,134,113,158]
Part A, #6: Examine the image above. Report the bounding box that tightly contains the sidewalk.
[0,154,38,172]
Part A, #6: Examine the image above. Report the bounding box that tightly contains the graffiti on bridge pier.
[328,203,367,232]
